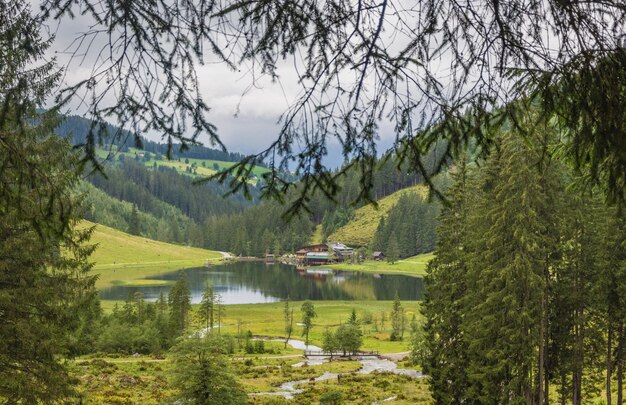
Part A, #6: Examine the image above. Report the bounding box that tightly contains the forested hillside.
[56,114,253,164]
[59,113,445,256]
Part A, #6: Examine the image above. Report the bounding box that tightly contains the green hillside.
[96,146,270,180]
[328,185,429,247]
[80,220,223,289]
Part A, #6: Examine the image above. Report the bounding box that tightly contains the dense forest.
[372,193,439,258]
[422,125,626,404]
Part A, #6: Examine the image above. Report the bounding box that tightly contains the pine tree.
[462,130,562,404]
[128,203,141,235]
[422,159,474,404]
[0,2,97,401]
[169,273,191,336]
[199,282,215,332]
[390,293,404,341]
[169,336,246,404]
[386,234,400,264]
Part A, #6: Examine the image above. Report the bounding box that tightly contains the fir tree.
[0,2,97,401]
[390,293,404,341]
[128,203,141,235]
[168,273,191,336]
[422,159,474,404]
[199,282,215,332]
[386,234,400,264]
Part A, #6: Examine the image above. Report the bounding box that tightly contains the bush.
[320,390,343,405]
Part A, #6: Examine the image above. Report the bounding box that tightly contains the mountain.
[53,114,264,247]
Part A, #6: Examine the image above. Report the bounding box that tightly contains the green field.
[80,220,223,289]
[330,253,433,277]
[211,300,422,354]
[328,185,429,246]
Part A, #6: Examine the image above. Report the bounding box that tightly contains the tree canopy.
[35,0,626,210]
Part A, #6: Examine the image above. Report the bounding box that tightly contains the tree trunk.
[284,309,294,349]
[572,312,583,405]
[538,287,547,404]
[618,322,624,405]
[609,320,614,405]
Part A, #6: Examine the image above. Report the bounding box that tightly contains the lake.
[100,261,424,304]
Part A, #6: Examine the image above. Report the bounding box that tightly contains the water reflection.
[100,261,424,304]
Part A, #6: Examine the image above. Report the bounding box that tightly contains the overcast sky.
[43,12,398,169]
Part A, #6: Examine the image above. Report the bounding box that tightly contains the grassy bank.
[330,253,433,277]
[80,221,223,289]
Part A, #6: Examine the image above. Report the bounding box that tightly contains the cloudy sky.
[42,9,399,169]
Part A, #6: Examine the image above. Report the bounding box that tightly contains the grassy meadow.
[80,220,223,289]
[204,300,422,354]
[71,353,431,404]
[331,252,433,277]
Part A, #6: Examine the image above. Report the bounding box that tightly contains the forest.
[423,123,626,404]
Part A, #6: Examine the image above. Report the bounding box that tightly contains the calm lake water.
[100,261,424,304]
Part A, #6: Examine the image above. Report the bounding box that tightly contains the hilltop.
[328,185,430,247]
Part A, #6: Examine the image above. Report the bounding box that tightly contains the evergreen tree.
[348,308,359,325]
[199,282,215,332]
[0,2,97,401]
[169,336,246,405]
[386,234,400,264]
[335,323,363,356]
[169,273,191,336]
[390,293,404,341]
[422,159,474,404]
[322,328,338,358]
[128,203,141,235]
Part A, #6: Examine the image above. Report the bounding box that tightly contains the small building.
[327,242,354,260]
[305,251,331,266]
[373,251,385,261]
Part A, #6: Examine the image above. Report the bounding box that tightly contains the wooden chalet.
[373,251,385,261]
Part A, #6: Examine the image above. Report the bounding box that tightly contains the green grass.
[330,253,434,277]
[80,220,223,289]
[96,146,270,180]
[209,300,423,354]
[70,356,174,404]
[328,185,429,247]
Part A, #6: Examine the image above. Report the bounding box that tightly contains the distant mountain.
[55,113,260,164]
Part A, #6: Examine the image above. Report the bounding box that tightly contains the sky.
[42,9,398,169]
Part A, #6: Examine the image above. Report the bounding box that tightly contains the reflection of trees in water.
[100,262,424,302]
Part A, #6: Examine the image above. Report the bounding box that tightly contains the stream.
[253,339,422,399]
